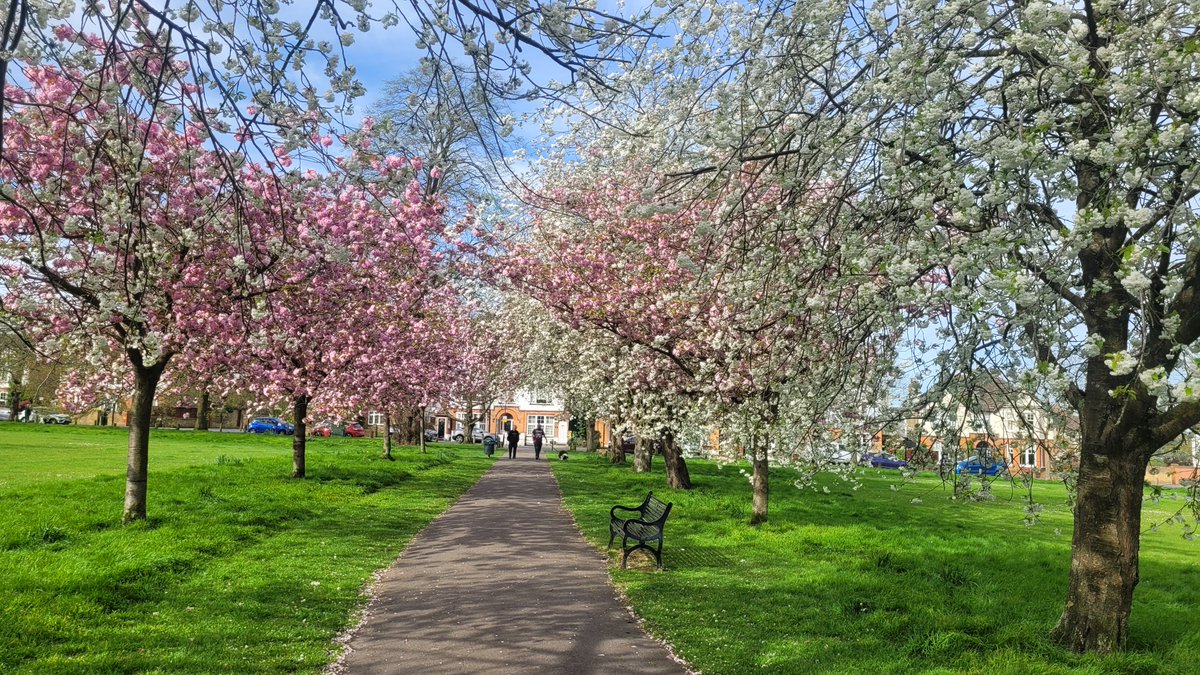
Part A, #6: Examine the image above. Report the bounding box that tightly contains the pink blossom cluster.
[504,159,891,429]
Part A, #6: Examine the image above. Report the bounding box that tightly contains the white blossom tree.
[855,0,1200,653]
[528,0,1200,654]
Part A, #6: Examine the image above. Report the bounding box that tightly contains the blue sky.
[311,6,574,139]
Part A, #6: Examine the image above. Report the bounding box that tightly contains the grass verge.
[552,453,1200,674]
[0,428,493,674]
[0,422,318,488]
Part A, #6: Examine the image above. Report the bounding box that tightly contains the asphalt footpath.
[332,455,689,675]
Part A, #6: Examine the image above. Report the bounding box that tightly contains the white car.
[453,427,485,443]
[0,408,11,422]
[41,413,72,424]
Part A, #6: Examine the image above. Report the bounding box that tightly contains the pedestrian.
[506,427,520,459]
[532,424,545,460]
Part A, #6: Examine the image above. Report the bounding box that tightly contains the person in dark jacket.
[506,427,520,459]
[531,425,545,460]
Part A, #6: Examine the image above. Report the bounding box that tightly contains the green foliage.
[0,425,491,673]
[553,454,1200,674]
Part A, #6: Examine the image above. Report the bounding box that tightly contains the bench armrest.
[610,504,643,519]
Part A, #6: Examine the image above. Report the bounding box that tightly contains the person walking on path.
[333,459,688,674]
[506,427,520,459]
[531,424,545,460]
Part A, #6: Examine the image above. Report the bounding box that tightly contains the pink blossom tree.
[0,36,278,522]
[182,160,452,476]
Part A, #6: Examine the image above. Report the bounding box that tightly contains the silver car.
[452,427,486,443]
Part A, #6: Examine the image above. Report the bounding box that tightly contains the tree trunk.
[633,435,653,472]
[1051,445,1149,653]
[419,405,427,453]
[586,419,597,452]
[196,391,210,431]
[382,412,394,460]
[292,395,309,479]
[123,358,169,523]
[392,406,420,445]
[660,429,692,489]
[750,445,769,525]
[463,397,479,443]
[397,407,412,445]
[410,405,423,445]
[610,429,626,464]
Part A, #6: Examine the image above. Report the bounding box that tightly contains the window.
[528,415,555,435]
[367,411,385,426]
[533,391,553,405]
[0,391,7,405]
[1021,446,1038,467]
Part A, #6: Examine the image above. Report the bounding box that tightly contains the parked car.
[862,452,907,469]
[311,421,366,438]
[424,429,439,443]
[620,431,637,454]
[246,417,293,434]
[41,413,72,425]
[0,408,11,422]
[827,447,858,464]
[452,427,485,443]
[955,456,1008,476]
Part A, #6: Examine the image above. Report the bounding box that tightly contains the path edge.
[545,463,699,675]
[321,461,497,674]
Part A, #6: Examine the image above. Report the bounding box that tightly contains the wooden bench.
[608,491,672,569]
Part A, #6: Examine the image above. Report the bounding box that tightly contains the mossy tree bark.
[660,429,692,490]
[633,435,653,472]
[1051,447,1149,652]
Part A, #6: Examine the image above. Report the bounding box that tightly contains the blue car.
[246,416,294,435]
[955,456,1008,476]
[862,452,907,469]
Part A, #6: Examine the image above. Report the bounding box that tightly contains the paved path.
[335,457,687,674]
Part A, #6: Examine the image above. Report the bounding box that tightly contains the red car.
[311,422,367,438]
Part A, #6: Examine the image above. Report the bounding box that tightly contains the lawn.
[0,423,494,673]
[552,453,1200,674]
[0,422,304,488]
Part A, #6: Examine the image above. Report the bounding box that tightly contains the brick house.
[426,389,569,445]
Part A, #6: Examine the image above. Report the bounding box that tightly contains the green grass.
[0,422,312,488]
[0,424,494,673]
[552,453,1200,674]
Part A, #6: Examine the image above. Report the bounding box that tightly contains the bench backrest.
[642,496,672,525]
